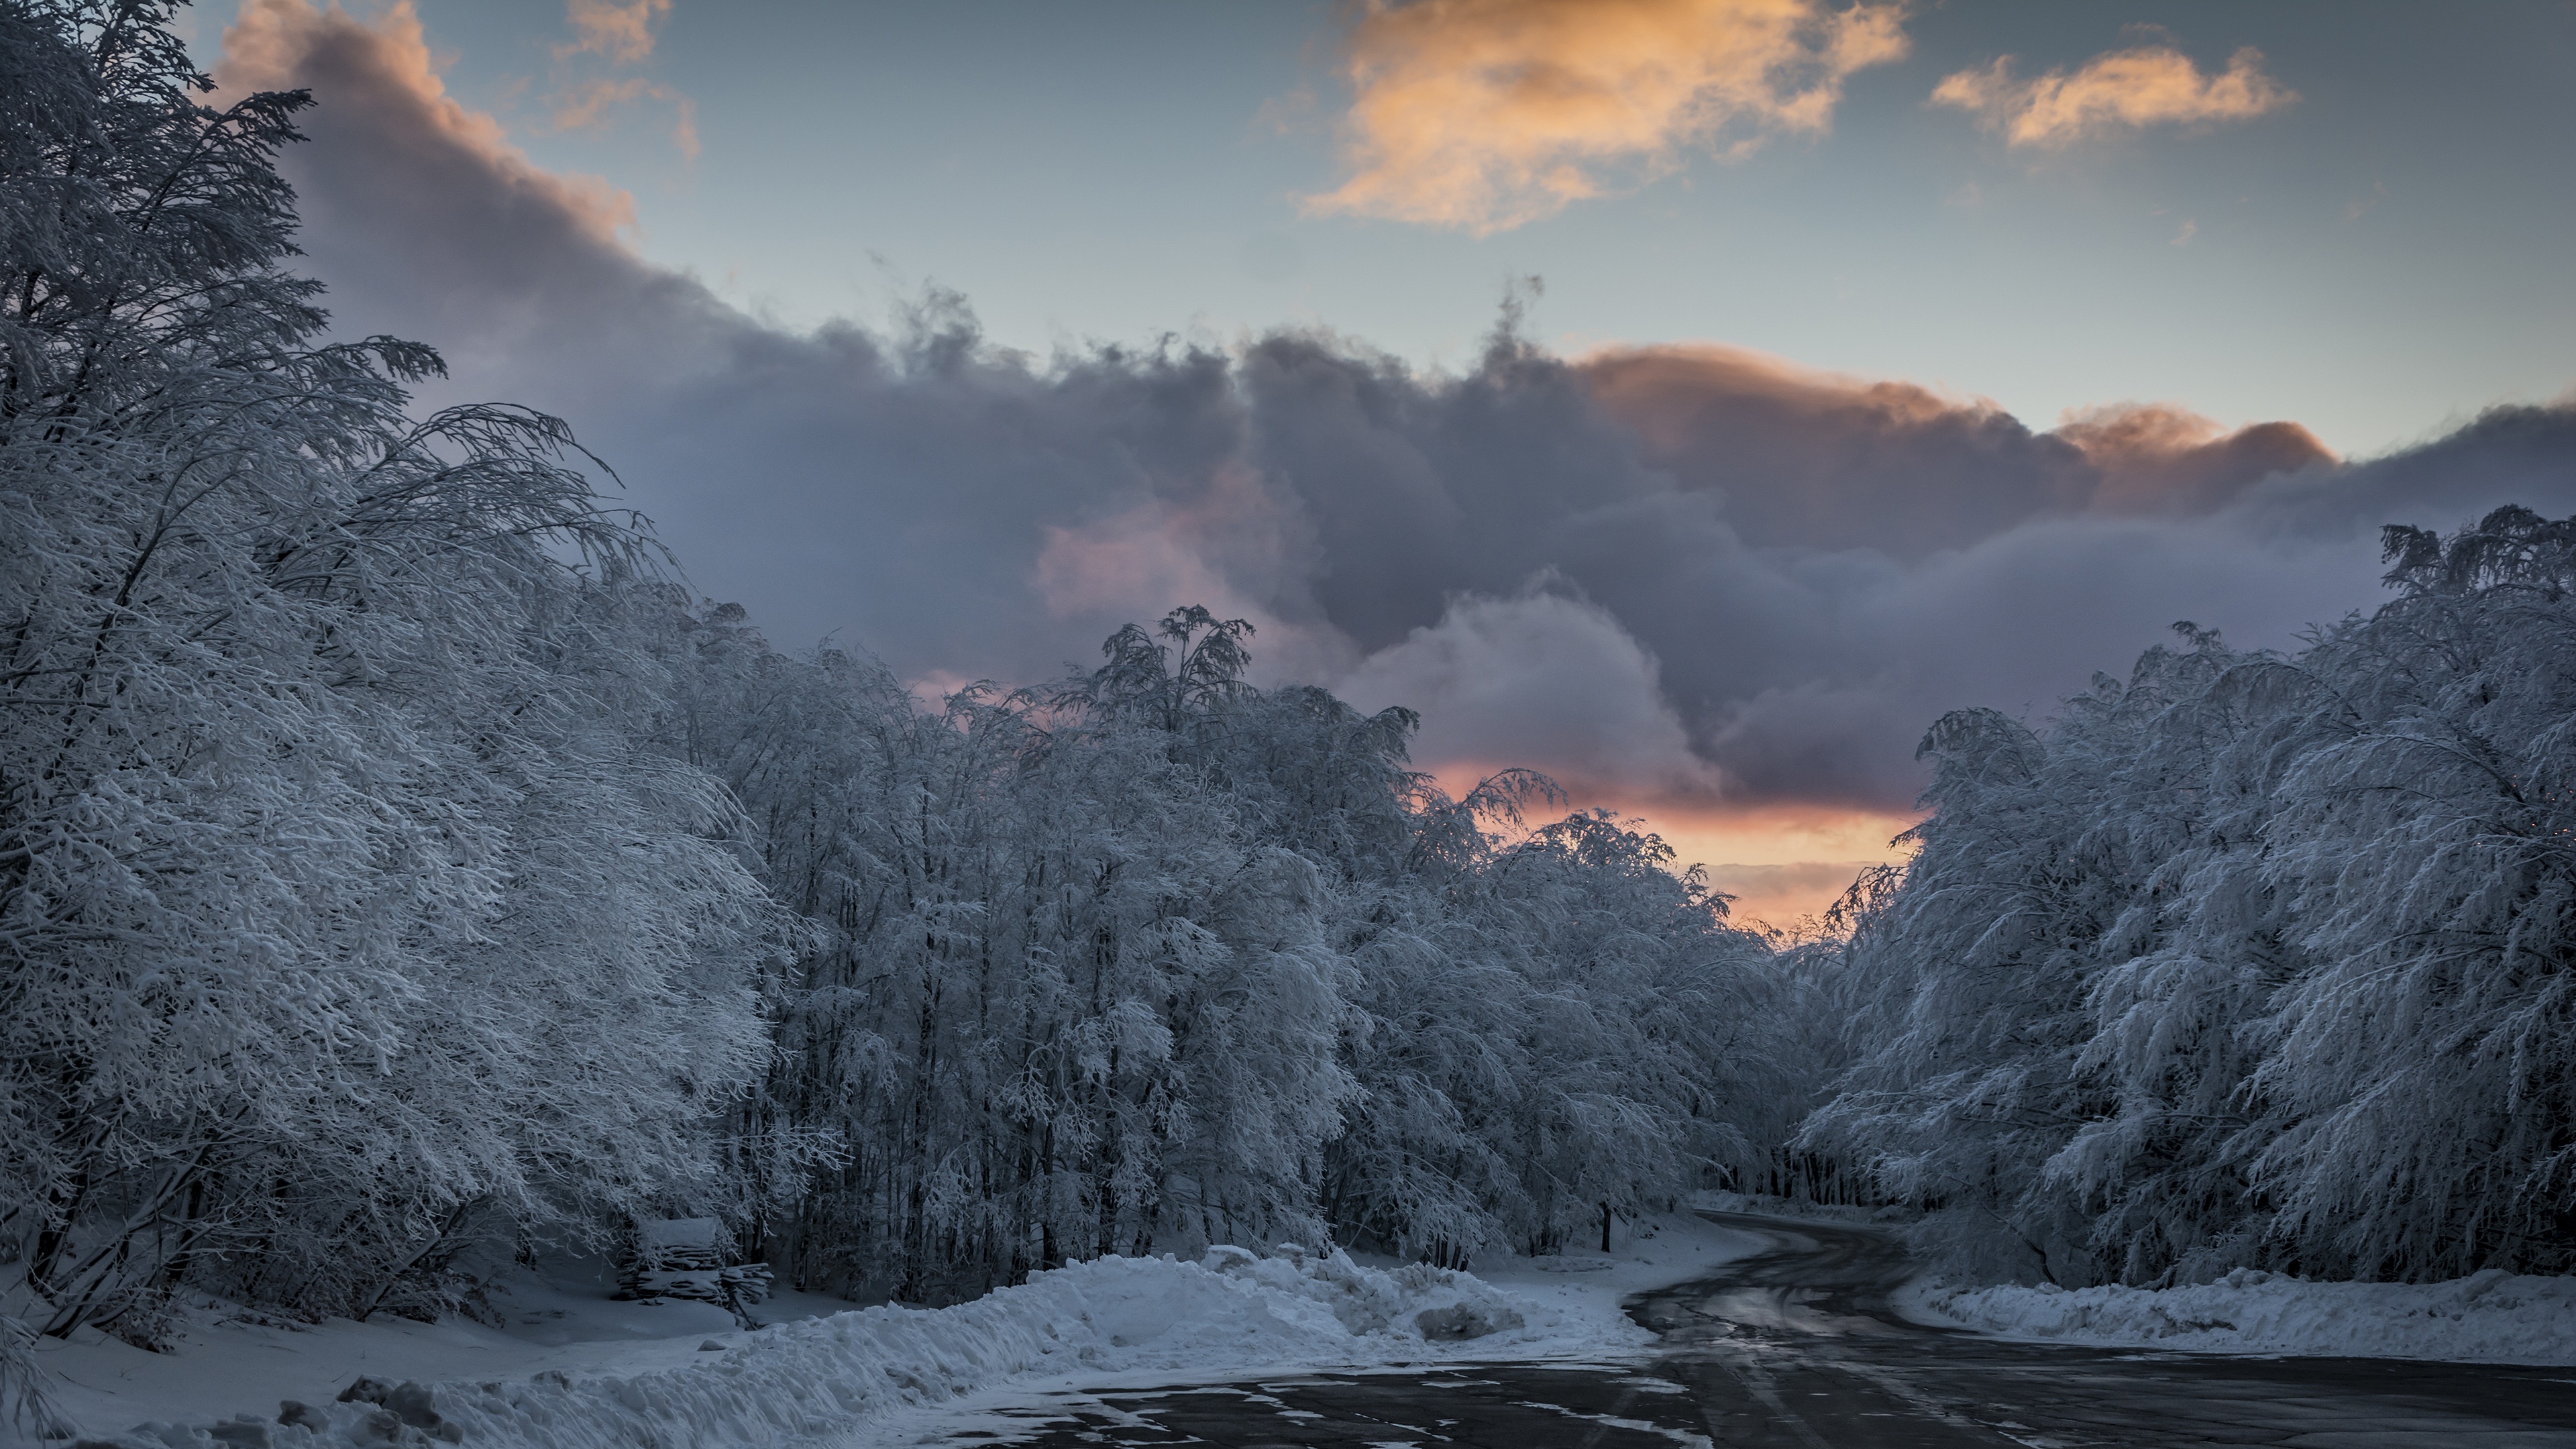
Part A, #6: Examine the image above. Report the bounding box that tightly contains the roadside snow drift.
[1904,1267,2576,1364]
[48,1246,1551,1448]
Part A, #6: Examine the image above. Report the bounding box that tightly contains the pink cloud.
[549,76,699,159]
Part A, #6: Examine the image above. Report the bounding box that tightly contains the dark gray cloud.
[222,0,2576,818]
[1589,347,2340,553]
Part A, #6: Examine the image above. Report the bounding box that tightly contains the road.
[928,1212,2576,1447]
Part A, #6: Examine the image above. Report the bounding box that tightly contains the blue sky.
[209,0,2576,457]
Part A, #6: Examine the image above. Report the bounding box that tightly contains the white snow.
[1461,1211,1769,1356]
[10,1220,1764,1449]
[6,1253,747,1442]
[634,1220,724,1254]
[1900,1267,2576,1365]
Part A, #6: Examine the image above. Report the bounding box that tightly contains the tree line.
[1803,507,2576,1287]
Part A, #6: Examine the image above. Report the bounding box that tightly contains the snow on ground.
[860,1211,1767,1447]
[9,1218,1766,1449]
[6,1252,784,1444]
[1459,1210,1770,1356]
[1899,1267,2576,1365]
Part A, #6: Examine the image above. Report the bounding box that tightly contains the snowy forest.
[6,0,2574,1377]
[1803,504,2576,1289]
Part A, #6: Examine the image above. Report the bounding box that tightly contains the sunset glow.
[1423,761,1913,924]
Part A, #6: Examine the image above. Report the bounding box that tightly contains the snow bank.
[48,1246,1551,1449]
[1902,1267,2576,1365]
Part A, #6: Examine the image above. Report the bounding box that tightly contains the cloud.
[1338,585,1725,801]
[541,0,693,158]
[1581,345,2332,552]
[1306,0,1907,233]
[1933,43,2296,148]
[219,0,639,250]
[1030,462,1357,684]
[2057,402,2334,515]
[550,76,699,158]
[557,0,669,64]
[1700,859,1881,924]
[220,0,2576,849]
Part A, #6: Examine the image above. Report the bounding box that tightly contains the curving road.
[932,1212,2576,1447]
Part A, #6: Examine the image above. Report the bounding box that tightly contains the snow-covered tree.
[659,604,1794,1297]
[2245,508,2576,1279]
[1811,508,2576,1286]
[1,0,784,1342]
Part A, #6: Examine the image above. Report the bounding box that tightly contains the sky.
[199,0,2576,924]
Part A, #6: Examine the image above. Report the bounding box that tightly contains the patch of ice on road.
[1900,1266,2576,1365]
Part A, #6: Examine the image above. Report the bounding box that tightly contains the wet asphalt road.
[926,1212,2576,1448]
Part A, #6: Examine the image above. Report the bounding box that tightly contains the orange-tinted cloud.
[1585,343,2087,553]
[1576,340,1998,443]
[543,0,694,158]
[1627,800,1915,867]
[1699,859,1886,929]
[552,74,651,130]
[1589,341,1983,440]
[556,0,669,64]
[1583,344,2334,549]
[1933,43,2296,148]
[1608,796,1915,930]
[219,0,639,245]
[1401,761,1908,926]
[1308,0,1907,234]
[551,75,700,158]
[2059,402,2335,514]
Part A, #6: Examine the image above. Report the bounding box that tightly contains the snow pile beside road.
[1902,1267,2576,1364]
[52,1246,1546,1449]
